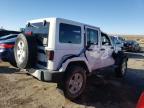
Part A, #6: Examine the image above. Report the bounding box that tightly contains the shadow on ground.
[68,67,143,108]
[72,52,144,108]
[0,66,20,74]
[125,68,144,97]
[71,71,131,107]
[126,52,144,59]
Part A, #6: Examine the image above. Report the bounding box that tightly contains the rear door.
[100,33,115,68]
[85,26,102,71]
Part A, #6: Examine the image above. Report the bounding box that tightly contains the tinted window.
[59,23,81,44]
[101,33,111,45]
[25,22,49,37]
[25,22,49,46]
[110,36,116,45]
[87,28,98,45]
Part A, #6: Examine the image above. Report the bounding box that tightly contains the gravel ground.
[0,52,143,108]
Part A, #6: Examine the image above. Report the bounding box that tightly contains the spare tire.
[14,33,37,69]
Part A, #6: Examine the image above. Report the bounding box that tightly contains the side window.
[87,28,98,45]
[101,33,111,46]
[59,23,81,44]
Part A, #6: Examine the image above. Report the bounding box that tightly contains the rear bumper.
[0,48,15,62]
[0,48,14,61]
[124,46,134,51]
[27,69,64,82]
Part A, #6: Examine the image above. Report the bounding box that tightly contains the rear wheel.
[64,65,86,100]
[14,34,37,69]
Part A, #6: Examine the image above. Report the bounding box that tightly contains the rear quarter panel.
[51,19,84,70]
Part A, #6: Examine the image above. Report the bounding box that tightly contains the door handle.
[100,48,105,51]
[87,48,93,51]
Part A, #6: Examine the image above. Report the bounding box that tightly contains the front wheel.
[115,60,127,77]
[64,65,86,100]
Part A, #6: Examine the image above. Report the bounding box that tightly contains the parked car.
[0,29,20,36]
[110,35,125,49]
[124,40,140,52]
[13,18,128,100]
[110,36,123,53]
[0,30,20,66]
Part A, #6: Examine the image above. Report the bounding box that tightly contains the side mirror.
[102,41,106,45]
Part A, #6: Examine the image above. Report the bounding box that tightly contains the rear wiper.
[27,22,39,29]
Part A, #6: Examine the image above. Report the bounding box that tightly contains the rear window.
[25,22,49,37]
[59,23,81,44]
[25,22,49,46]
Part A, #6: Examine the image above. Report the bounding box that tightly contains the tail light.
[0,44,14,48]
[47,50,54,61]
[25,31,33,36]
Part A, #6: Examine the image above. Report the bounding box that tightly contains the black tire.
[9,60,17,67]
[14,33,37,69]
[115,60,127,77]
[9,49,17,67]
[64,65,86,100]
[113,51,128,77]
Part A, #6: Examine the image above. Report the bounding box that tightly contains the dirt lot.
[0,53,144,108]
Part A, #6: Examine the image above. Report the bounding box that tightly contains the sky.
[0,0,144,35]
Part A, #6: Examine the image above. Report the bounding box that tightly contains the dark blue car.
[0,29,20,66]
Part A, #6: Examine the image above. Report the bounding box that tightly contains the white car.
[14,18,128,99]
[111,35,124,49]
[110,35,123,53]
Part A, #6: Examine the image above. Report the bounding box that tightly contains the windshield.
[25,22,49,37]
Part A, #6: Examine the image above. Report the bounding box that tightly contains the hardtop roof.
[27,17,100,29]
